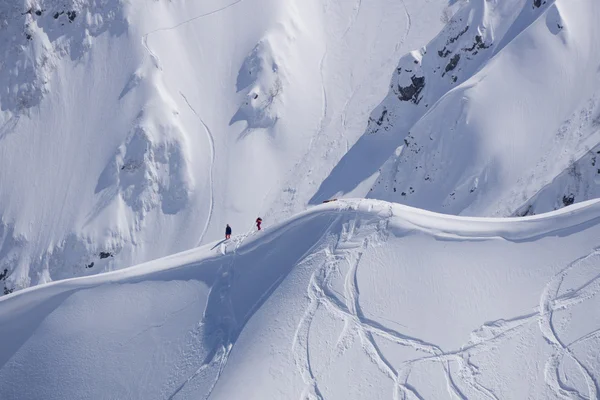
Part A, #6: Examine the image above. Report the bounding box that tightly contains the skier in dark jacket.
[225,224,232,239]
[256,217,262,231]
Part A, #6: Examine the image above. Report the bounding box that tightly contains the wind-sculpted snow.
[1,199,600,399]
[368,0,600,217]
[313,0,600,218]
[0,0,448,293]
[0,0,126,115]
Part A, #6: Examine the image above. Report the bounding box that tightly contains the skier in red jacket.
[256,217,262,231]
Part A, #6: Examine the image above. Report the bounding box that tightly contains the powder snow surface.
[1,199,599,399]
[1,0,600,397]
[0,0,447,291]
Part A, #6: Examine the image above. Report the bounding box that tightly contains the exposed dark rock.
[464,35,491,52]
[24,8,43,16]
[67,11,76,22]
[447,25,469,45]
[86,262,95,269]
[0,269,8,281]
[533,0,543,8]
[438,47,451,58]
[368,108,388,129]
[99,252,113,259]
[562,194,575,207]
[368,108,391,133]
[443,54,460,76]
[53,11,63,19]
[397,75,425,104]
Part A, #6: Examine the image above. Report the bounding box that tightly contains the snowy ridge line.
[291,205,600,399]
[1,196,600,397]
[390,199,600,241]
[167,230,253,400]
[2,198,600,308]
[293,210,471,400]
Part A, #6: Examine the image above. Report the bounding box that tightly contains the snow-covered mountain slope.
[515,143,600,216]
[311,0,600,217]
[0,0,449,292]
[1,198,600,399]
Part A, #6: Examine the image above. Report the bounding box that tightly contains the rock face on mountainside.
[0,0,449,293]
[0,0,126,114]
[2,0,600,294]
[313,0,600,217]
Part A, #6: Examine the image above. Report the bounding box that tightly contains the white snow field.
[312,0,600,217]
[0,0,449,292]
[1,198,600,399]
[3,0,600,295]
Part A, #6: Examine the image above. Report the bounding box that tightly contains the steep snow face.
[515,143,600,216]
[1,199,600,399]
[312,0,600,217]
[0,0,448,292]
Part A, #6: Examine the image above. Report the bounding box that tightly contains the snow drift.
[1,198,599,399]
[0,0,448,292]
[312,0,600,218]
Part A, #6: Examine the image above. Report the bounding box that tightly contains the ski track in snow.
[340,0,363,40]
[168,233,250,400]
[140,1,248,245]
[539,252,600,400]
[180,92,216,247]
[291,207,600,400]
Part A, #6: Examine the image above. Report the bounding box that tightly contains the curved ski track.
[140,3,599,398]
[139,3,251,397]
[291,209,600,400]
[180,92,216,246]
[142,0,248,245]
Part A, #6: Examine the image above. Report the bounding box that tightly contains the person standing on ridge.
[225,224,232,239]
[256,217,262,231]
